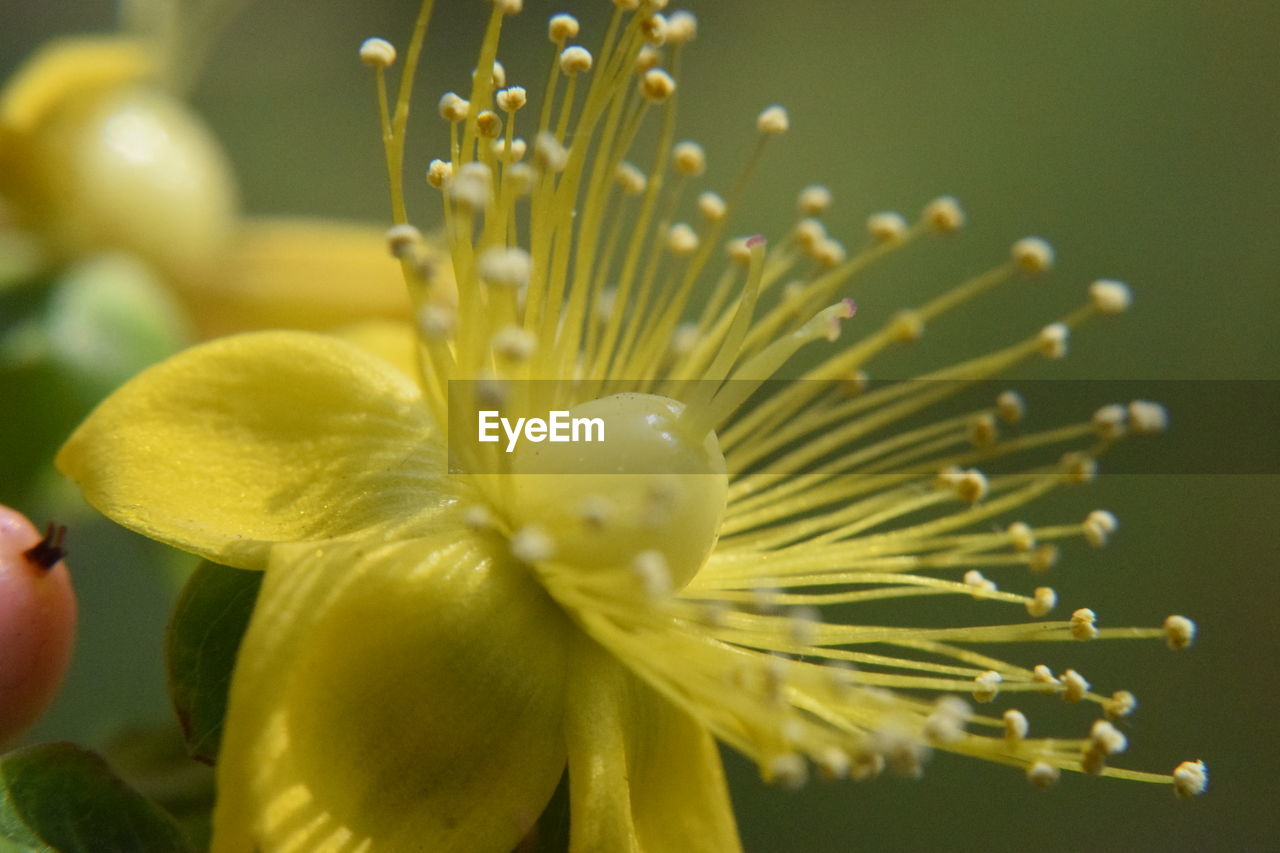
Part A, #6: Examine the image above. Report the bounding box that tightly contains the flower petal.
[57,331,451,568]
[212,532,573,853]
[565,643,741,853]
[181,219,416,337]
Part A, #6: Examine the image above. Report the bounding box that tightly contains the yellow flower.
[0,12,415,339]
[57,1,1206,850]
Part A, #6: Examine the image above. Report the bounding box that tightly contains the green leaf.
[166,561,262,765]
[0,742,193,852]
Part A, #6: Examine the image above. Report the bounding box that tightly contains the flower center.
[506,392,727,591]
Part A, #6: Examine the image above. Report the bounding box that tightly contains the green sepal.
[166,560,262,765]
[0,742,193,852]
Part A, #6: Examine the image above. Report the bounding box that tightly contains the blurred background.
[3,0,1277,849]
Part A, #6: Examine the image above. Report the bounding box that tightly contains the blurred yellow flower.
[58,1,1206,850]
[0,10,415,340]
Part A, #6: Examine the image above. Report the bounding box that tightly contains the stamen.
[1163,615,1196,650]
[1172,760,1208,798]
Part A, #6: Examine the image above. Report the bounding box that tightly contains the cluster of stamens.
[359,0,1204,799]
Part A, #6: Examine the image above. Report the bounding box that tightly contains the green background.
[4,0,1278,850]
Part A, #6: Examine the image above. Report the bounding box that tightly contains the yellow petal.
[0,37,156,134]
[212,532,573,853]
[565,643,741,853]
[182,218,423,338]
[57,330,450,568]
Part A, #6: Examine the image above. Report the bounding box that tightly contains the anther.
[1029,544,1058,573]
[479,247,533,289]
[1070,607,1099,641]
[496,86,527,112]
[933,465,963,491]
[1003,709,1029,741]
[955,469,988,504]
[666,223,699,255]
[813,239,847,269]
[1011,237,1054,274]
[1060,669,1090,702]
[798,185,833,216]
[1032,664,1060,693]
[359,38,397,68]
[492,325,537,363]
[670,322,699,357]
[889,309,924,343]
[839,369,870,397]
[1090,719,1128,755]
[1089,279,1131,314]
[534,132,569,172]
[922,196,964,233]
[924,696,970,743]
[427,159,453,189]
[474,61,506,88]
[1083,509,1118,547]
[766,754,809,790]
[968,413,999,448]
[641,13,668,45]
[756,105,790,135]
[697,191,727,222]
[972,670,1002,703]
[794,218,826,252]
[1081,744,1107,775]
[787,606,822,645]
[634,45,662,74]
[672,140,706,176]
[727,237,754,266]
[666,10,698,44]
[1172,760,1208,798]
[996,390,1025,424]
[1061,452,1097,484]
[449,162,492,210]
[418,304,456,339]
[438,92,470,123]
[494,137,527,162]
[548,13,580,43]
[641,68,677,102]
[1163,615,1196,650]
[1128,400,1168,434]
[866,211,907,243]
[883,739,925,780]
[1006,521,1035,552]
[816,747,850,781]
[850,750,886,782]
[507,162,535,195]
[491,0,522,16]
[616,162,647,194]
[476,110,503,138]
[510,525,555,563]
[1026,761,1060,789]
[1037,322,1068,359]
[385,224,423,259]
[1103,689,1137,719]
[559,46,593,75]
[1027,586,1057,617]
[1092,403,1127,440]
[963,569,996,598]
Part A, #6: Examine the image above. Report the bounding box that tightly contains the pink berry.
[0,505,77,748]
